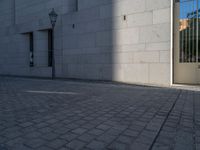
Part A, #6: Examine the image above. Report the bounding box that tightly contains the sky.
[180,0,200,19]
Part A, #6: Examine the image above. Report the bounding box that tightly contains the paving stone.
[46,119,58,124]
[116,135,133,144]
[130,142,150,150]
[4,131,22,139]
[97,133,116,144]
[38,146,54,150]
[6,137,24,147]
[22,126,37,134]
[39,127,53,133]
[42,132,59,141]
[156,136,173,145]
[107,142,127,150]
[11,144,32,150]
[152,144,171,150]
[66,140,86,150]
[113,125,128,131]
[53,127,71,134]
[66,123,79,130]
[0,135,7,143]
[106,128,122,136]
[19,122,33,128]
[72,128,87,135]
[0,144,9,150]
[88,129,104,136]
[25,138,46,148]
[47,139,67,149]
[0,77,199,150]
[36,122,48,128]
[81,123,96,129]
[0,126,5,131]
[96,124,111,131]
[86,140,106,150]
[59,147,71,150]
[122,129,139,137]
[25,131,41,139]
[78,133,95,143]
[75,120,87,125]
[196,144,200,150]
[60,132,78,141]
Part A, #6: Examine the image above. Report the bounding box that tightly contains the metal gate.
[174,0,200,84]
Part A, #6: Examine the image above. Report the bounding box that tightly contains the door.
[174,0,200,84]
[198,64,200,82]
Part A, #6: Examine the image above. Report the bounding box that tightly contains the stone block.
[123,64,149,84]
[139,24,170,43]
[153,8,171,24]
[149,63,170,85]
[133,51,160,63]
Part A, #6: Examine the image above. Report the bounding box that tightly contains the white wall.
[62,0,171,86]
[0,0,76,77]
[0,0,172,86]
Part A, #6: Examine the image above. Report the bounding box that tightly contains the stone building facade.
[0,0,173,86]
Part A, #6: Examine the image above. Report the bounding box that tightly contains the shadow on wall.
[0,0,171,86]
[62,0,160,84]
[62,0,172,86]
[62,0,116,81]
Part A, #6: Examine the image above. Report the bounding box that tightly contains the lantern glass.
[49,8,58,27]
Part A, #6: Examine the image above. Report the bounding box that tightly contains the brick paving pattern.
[0,77,199,150]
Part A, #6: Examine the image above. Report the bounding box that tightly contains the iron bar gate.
[177,0,200,63]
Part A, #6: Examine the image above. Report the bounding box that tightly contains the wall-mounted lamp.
[49,8,58,28]
[123,15,127,21]
[72,24,75,29]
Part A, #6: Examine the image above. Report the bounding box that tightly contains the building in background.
[0,0,199,86]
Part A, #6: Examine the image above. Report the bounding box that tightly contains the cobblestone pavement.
[0,77,199,150]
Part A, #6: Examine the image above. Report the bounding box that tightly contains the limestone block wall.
[15,0,76,24]
[0,0,76,77]
[0,0,15,27]
[62,0,172,86]
[0,0,172,86]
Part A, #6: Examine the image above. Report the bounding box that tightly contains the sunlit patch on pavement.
[25,90,79,95]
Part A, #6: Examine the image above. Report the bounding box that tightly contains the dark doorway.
[48,29,53,67]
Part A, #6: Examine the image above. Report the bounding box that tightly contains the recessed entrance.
[174,0,200,84]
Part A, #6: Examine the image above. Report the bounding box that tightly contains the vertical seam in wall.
[170,0,174,86]
[13,0,16,25]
